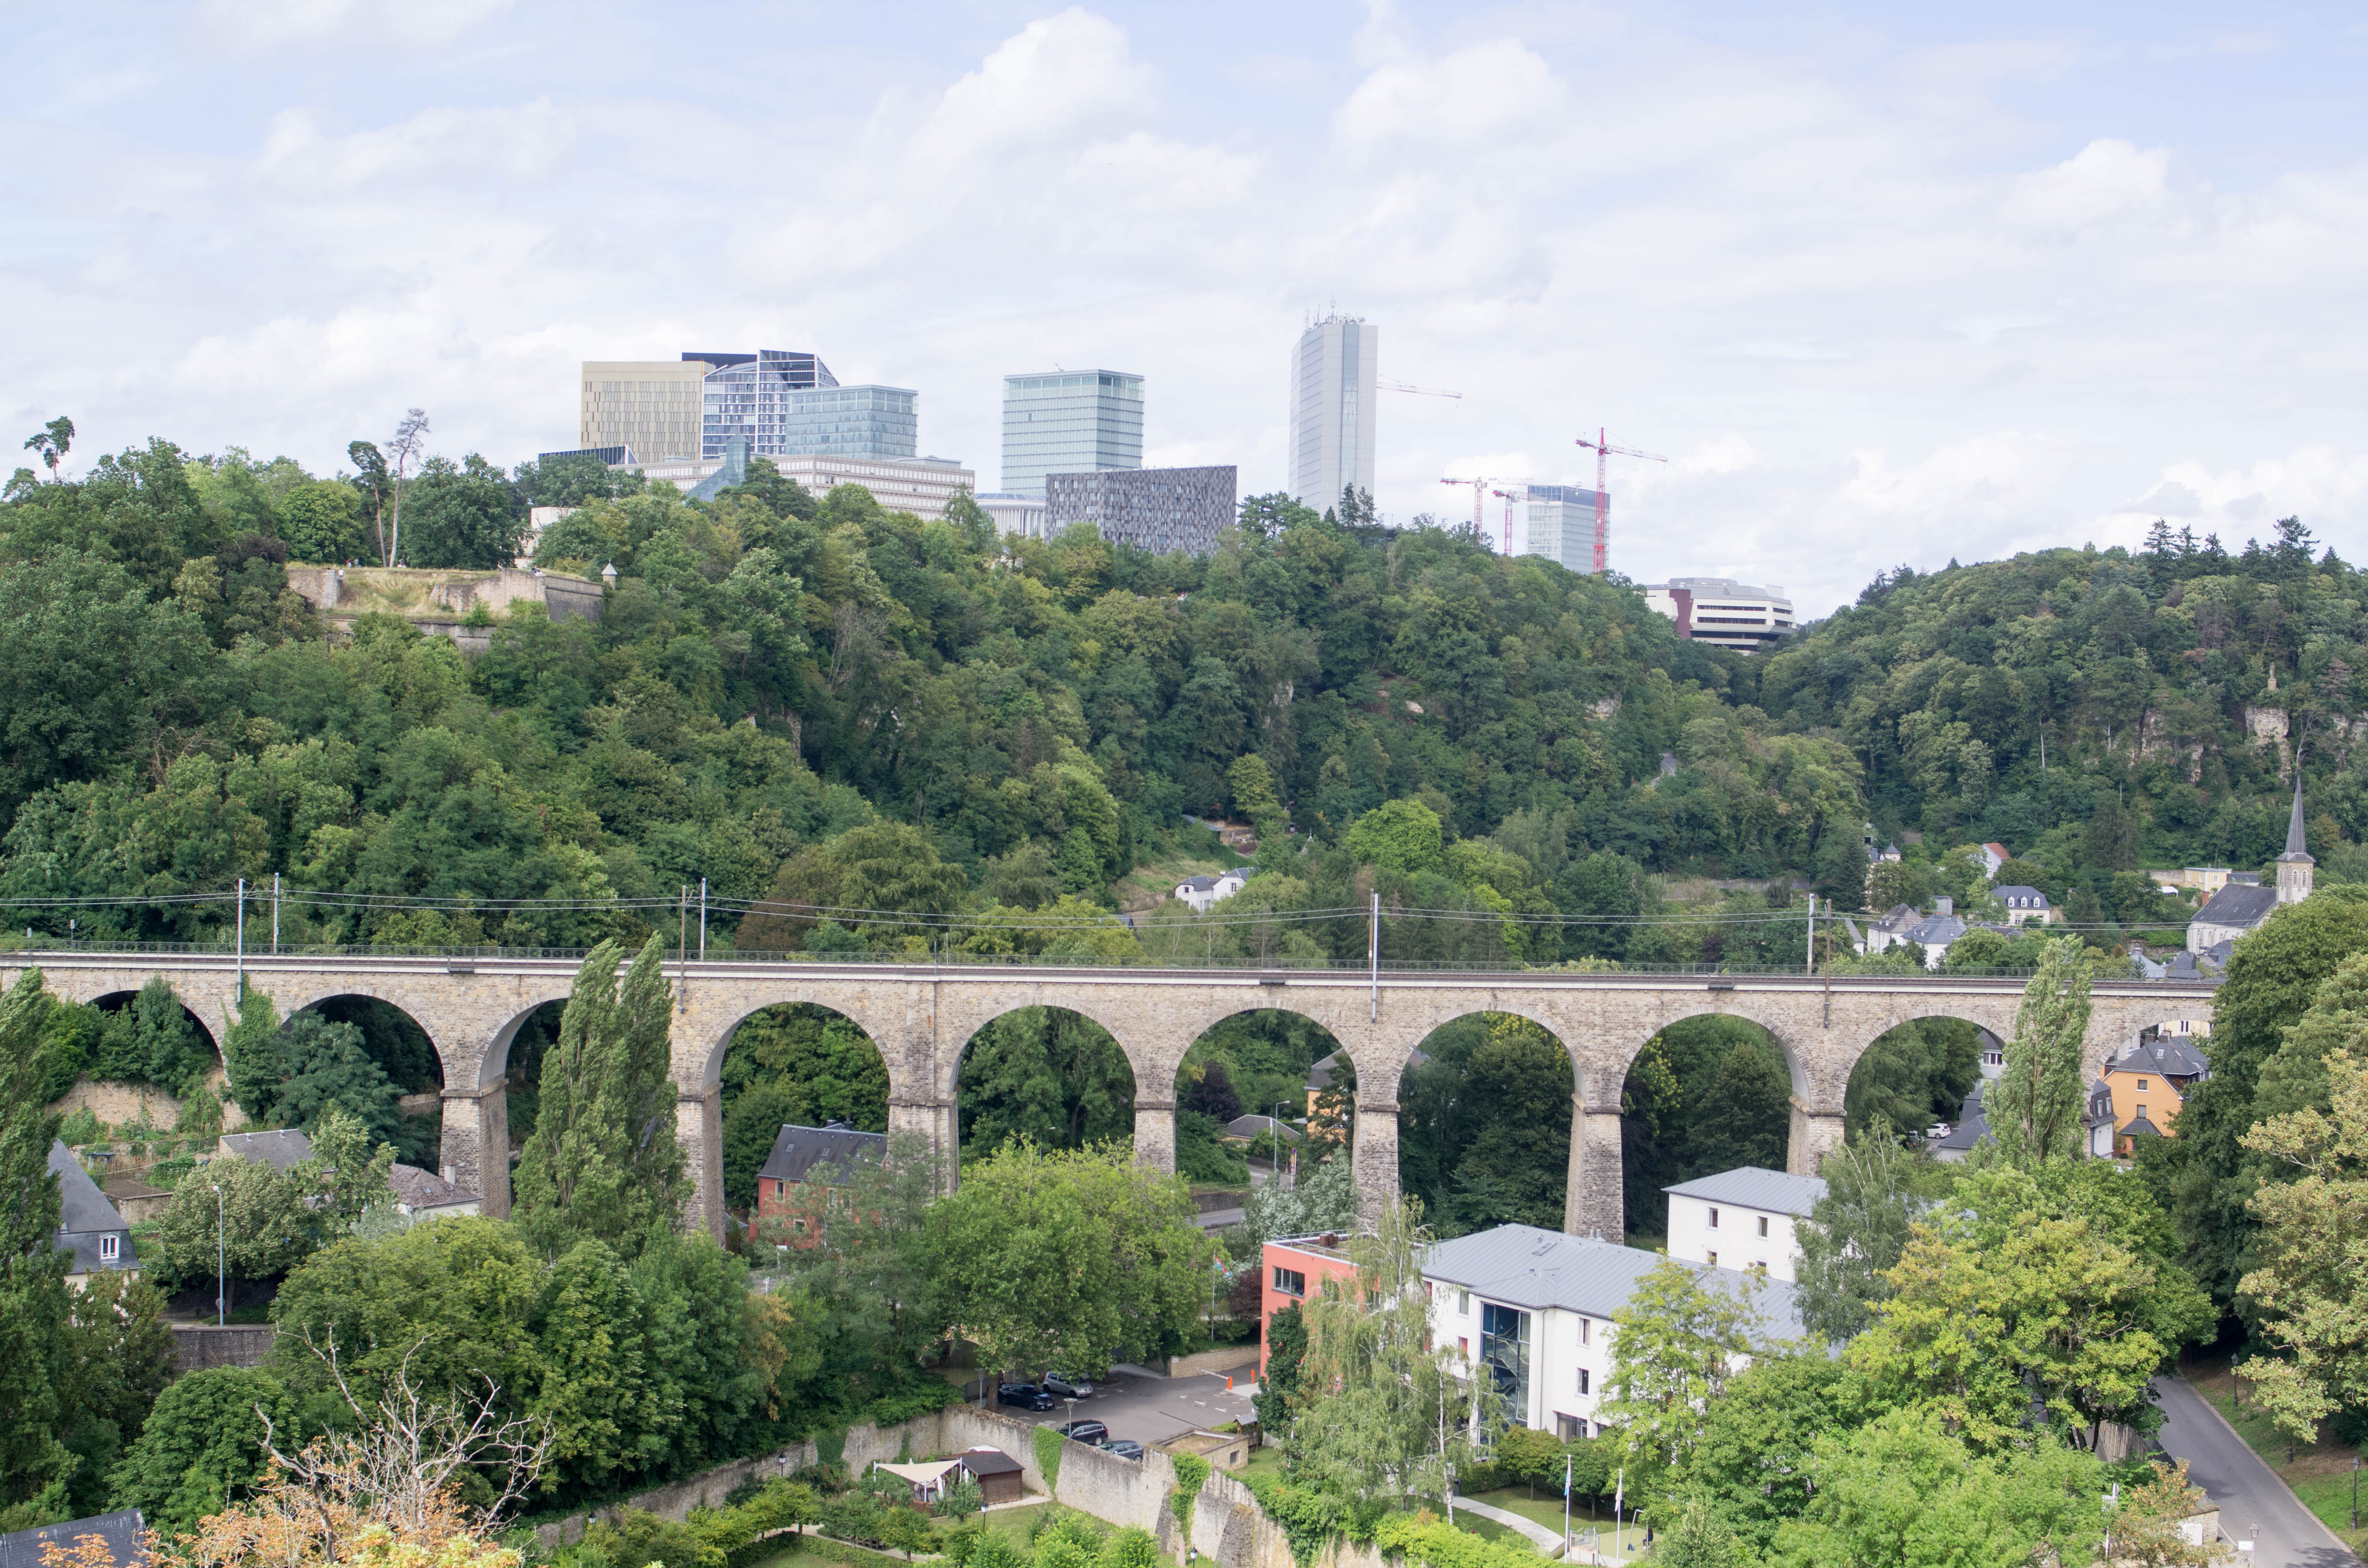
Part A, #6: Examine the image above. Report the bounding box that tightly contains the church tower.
[2277,782,2315,905]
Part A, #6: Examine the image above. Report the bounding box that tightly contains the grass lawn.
[1446,1498,1648,1559]
[1463,1488,1616,1534]
[1239,1445,1287,1481]
[2182,1353,2368,1556]
[975,1503,1051,1545]
[1111,843,1249,913]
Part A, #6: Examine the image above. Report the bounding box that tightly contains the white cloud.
[198,0,514,49]
[909,9,1154,174]
[2002,138,2172,232]
[255,101,575,191]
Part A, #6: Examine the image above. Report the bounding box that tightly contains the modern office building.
[1520,484,1610,573]
[1287,312,1378,513]
[1642,578,1797,652]
[580,356,732,461]
[1000,371,1144,497]
[616,450,975,522]
[1045,465,1236,556]
[697,349,838,459]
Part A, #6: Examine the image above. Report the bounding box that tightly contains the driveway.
[1005,1362,1258,1447]
[2154,1375,2360,1568]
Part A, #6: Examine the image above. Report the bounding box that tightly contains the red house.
[1259,1235,1360,1377]
[754,1122,886,1240]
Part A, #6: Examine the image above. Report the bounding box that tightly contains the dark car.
[1104,1440,1145,1461]
[997,1383,1056,1411]
[1058,1420,1110,1446]
[1042,1372,1095,1399]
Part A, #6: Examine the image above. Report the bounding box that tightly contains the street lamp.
[212,1183,225,1326]
[2352,1456,2359,1531]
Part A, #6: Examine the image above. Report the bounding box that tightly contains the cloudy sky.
[9,1,2368,617]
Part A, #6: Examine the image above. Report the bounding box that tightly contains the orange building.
[1259,1236,1360,1376]
[2100,1039,2210,1156]
[754,1121,885,1239]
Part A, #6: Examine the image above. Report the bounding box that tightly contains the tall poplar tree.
[0,970,72,1525]
[1985,939,2091,1166]
[512,936,688,1257]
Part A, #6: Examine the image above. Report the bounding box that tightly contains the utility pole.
[1573,429,1667,575]
[213,1183,225,1326]
[699,877,708,961]
[271,872,281,954]
[1370,892,1381,1021]
[234,879,245,993]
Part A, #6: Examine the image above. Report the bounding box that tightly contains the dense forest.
[6,431,2363,1245]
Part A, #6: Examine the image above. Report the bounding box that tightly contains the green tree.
[22,416,73,482]
[0,970,71,1527]
[150,1149,319,1291]
[1982,937,2091,1165]
[1794,1131,1930,1341]
[1254,1302,1307,1433]
[1769,1408,2104,1568]
[220,987,283,1123]
[2237,1047,2368,1442]
[306,1101,397,1225]
[1669,1349,1865,1554]
[1228,754,1283,827]
[51,1270,175,1517]
[401,454,526,569]
[276,478,365,564]
[1286,1198,1473,1507]
[1656,1495,1746,1568]
[922,1141,1212,1378]
[271,1010,405,1145]
[106,1366,294,1534]
[1597,1256,1771,1487]
[1447,1016,1573,1231]
[1344,797,1446,876]
[512,936,689,1259]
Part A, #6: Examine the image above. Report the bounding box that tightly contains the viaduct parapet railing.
[1,949,2218,1243]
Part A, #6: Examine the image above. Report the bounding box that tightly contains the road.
[2154,1375,2360,1568]
[1009,1361,1259,1447]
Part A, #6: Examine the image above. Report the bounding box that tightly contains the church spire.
[2277,779,2314,905]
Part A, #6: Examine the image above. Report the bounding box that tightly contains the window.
[1576,1368,1591,1395]
[2138,1079,2150,1091]
[1558,1414,1586,1439]
[1708,1207,1720,1229]
[1273,1266,1307,1298]
[1459,1337,1469,1358]
[2137,1104,2147,1120]
[1757,1215,1769,1237]
[1706,1250,1718,1266]
[1579,1316,1591,1346]
[1458,1288,1470,1314]
[99,1233,120,1261]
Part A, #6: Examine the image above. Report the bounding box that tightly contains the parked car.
[1058,1420,1110,1446]
[998,1383,1056,1411]
[1042,1372,1096,1399]
[1104,1440,1145,1461]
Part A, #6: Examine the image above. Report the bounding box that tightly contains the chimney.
[1935,896,1953,916]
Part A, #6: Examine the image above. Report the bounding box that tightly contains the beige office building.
[622,451,976,521]
[580,360,710,462]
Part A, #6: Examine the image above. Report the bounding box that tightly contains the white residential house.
[1861,904,1921,956]
[1662,1166,1827,1283]
[1172,871,1247,913]
[1422,1225,1803,1439]
[1979,842,2010,879]
[1993,885,2057,927]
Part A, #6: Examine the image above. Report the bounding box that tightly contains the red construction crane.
[1574,428,1667,574]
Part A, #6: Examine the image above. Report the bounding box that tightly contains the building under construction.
[1521,485,1610,573]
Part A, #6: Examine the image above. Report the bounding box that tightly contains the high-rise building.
[1522,485,1610,574]
[697,350,837,458]
[1287,312,1378,513]
[581,355,739,461]
[1000,371,1144,497]
[1044,466,1236,557]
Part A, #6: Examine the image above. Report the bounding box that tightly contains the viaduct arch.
[2,952,2216,1242]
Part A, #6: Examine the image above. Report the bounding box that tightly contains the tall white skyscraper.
[1287,312,1378,513]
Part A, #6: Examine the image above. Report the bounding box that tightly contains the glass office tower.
[1000,371,1144,498]
[1522,484,1609,574]
[1287,313,1378,513]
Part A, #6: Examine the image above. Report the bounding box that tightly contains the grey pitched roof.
[1933,1079,1988,1152]
[959,1448,1022,1477]
[0,1510,148,1568]
[387,1163,476,1210]
[220,1127,316,1171]
[1662,1165,1828,1218]
[2194,882,2279,930]
[48,1141,135,1275]
[2122,1112,2165,1139]
[1872,904,1920,935]
[1906,914,1966,945]
[756,1123,886,1187]
[1424,1224,1804,1338]
[2112,1039,2210,1080]
[1994,885,2047,906]
[1225,1114,1301,1143]
[2085,1079,2116,1127]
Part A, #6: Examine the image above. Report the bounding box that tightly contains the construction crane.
[1441,478,1529,552]
[1491,487,1526,557]
[1574,428,1667,575]
[1380,379,1463,399]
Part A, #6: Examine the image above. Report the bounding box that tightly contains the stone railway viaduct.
[1,951,2218,1241]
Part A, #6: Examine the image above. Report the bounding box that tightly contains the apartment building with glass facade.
[1287,313,1378,513]
[1520,484,1609,574]
[1000,371,1143,497]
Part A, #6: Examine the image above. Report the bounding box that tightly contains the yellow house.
[2100,1038,2211,1156]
